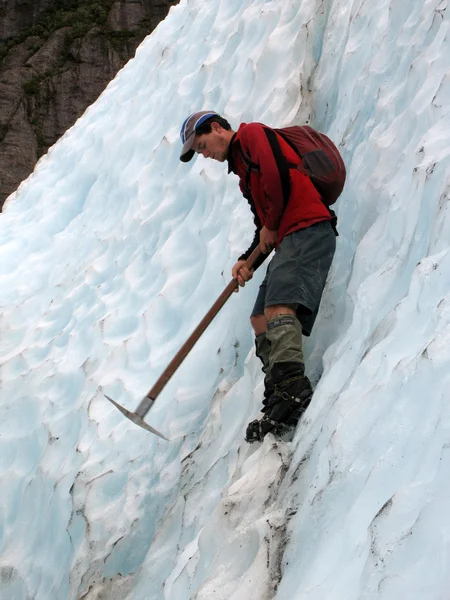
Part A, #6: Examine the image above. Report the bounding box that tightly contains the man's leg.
[264,304,312,422]
[245,304,312,442]
[250,314,267,336]
[264,304,301,369]
[245,222,336,443]
[250,314,274,405]
[248,274,275,404]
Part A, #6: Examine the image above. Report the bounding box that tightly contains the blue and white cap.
[179,110,218,162]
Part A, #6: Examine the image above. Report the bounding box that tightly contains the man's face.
[192,123,230,162]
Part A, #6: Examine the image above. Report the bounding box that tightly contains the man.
[180,110,336,442]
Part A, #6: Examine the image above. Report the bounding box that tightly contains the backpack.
[240,124,346,234]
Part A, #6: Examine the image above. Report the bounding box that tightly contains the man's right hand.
[232,260,254,291]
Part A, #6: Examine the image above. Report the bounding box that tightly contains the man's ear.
[210,121,221,133]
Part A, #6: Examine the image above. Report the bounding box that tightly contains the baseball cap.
[179,110,218,162]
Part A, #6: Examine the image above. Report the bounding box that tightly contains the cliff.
[0,0,179,208]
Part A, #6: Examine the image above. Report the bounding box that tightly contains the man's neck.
[225,129,236,145]
[226,130,238,172]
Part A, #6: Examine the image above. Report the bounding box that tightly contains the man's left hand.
[260,226,277,254]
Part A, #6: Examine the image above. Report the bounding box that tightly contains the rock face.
[0,0,179,208]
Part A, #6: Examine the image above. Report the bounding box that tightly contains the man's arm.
[238,202,269,269]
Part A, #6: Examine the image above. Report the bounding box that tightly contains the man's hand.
[259,226,277,254]
[232,260,254,291]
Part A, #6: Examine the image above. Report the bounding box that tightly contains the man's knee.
[250,314,267,335]
[264,304,296,322]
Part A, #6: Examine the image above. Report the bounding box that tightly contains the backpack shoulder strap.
[232,139,255,198]
[238,127,292,210]
[262,127,291,210]
[274,128,302,158]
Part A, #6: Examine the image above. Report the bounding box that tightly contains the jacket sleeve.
[239,123,286,231]
[238,200,269,270]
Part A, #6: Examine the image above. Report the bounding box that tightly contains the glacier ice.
[1,0,450,598]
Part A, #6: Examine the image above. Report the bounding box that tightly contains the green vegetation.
[8,0,157,157]
[23,78,42,95]
[24,0,113,39]
[23,66,67,96]
[0,1,179,62]
[0,0,134,61]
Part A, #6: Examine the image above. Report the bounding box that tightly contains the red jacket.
[227,122,331,259]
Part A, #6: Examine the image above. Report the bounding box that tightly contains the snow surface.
[1,0,450,598]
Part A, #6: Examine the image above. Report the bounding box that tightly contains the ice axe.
[105,245,265,439]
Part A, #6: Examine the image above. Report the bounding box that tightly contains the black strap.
[238,144,258,199]
[239,127,338,236]
[263,127,291,210]
[327,207,339,236]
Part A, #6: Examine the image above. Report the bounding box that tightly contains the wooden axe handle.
[135,245,266,418]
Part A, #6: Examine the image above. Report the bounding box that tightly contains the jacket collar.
[227,131,238,174]
[227,123,247,173]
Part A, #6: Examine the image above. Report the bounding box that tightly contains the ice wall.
[0,0,449,599]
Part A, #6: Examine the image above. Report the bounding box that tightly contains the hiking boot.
[245,416,276,443]
[245,414,296,443]
[265,317,310,426]
[262,369,312,426]
[246,315,309,443]
[246,362,312,443]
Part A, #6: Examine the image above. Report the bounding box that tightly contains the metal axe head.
[104,394,169,441]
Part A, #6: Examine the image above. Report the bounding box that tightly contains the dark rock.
[25,28,71,74]
[0,0,180,209]
[108,0,147,32]
[0,0,54,41]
